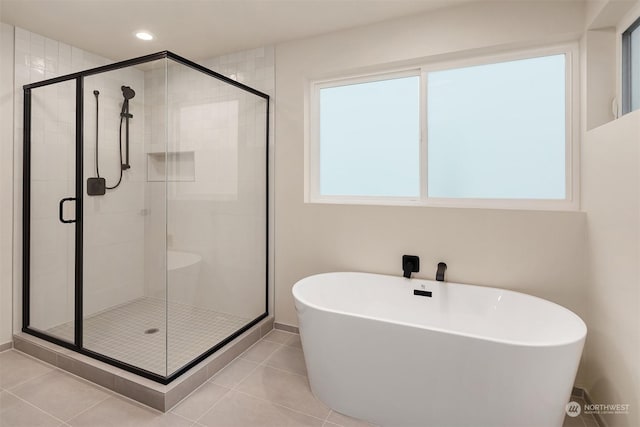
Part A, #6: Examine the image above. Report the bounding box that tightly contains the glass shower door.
[81,61,168,376]
[165,57,268,377]
[26,80,77,343]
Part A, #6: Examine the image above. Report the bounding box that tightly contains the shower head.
[121,85,135,100]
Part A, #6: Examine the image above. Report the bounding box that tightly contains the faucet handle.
[436,262,447,282]
[402,255,420,278]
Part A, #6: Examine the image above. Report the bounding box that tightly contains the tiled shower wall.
[81,66,146,317]
[0,23,15,346]
[12,26,146,331]
[201,47,275,95]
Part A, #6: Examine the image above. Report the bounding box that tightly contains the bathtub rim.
[293,271,587,348]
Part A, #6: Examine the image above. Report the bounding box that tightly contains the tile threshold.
[12,315,274,412]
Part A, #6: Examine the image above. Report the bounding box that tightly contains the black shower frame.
[22,51,270,385]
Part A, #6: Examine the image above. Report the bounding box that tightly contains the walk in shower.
[22,51,269,383]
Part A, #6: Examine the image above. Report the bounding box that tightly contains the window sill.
[307,196,580,212]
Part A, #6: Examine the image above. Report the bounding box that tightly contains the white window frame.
[306,43,580,211]
[308,69,422,205]
[619,10,640,115]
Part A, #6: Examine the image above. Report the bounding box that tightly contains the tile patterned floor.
[46,297,250,376]
[1,330,600,427]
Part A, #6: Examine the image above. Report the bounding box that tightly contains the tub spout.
[436,262,447,282]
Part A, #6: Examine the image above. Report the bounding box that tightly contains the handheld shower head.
[121,85,135,100]
[119,85,135,172]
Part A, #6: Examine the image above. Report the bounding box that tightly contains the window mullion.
[420,69,428,202]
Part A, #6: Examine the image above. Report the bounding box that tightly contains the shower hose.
[93,89,125,190]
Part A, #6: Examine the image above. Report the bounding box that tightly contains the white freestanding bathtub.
[292,272,586,427]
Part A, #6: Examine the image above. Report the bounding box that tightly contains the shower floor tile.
[47,297,250,376]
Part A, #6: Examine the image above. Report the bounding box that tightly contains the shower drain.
[144,328,159,334]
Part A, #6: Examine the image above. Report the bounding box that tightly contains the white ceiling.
[0,0,472,61]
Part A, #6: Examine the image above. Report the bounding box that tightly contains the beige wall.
[0,23,14,346]
[580,2,640,425]
[273,0,589,363]
[583,108,640,427]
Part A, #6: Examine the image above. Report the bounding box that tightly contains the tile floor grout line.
[262,330,298,344]
[233,389,332,423]
[3,351,58,391]
[285,341,301,348]
[243,340,284,364]
[205,355,258,387]
[227,360,262,391]
[3,351,119,422]
[259,342,284,363]
[60,392,113,424]
[3,388,69,426]
[169,380,233,421]
[105,390,166,416]
[48,365,117,398]
[237,361,264,385]
[6,347,59,369]
[190,386,234,425]
[239,338,354,427]
[7,348,59,368]
[167,408,202,424]
[173,337,279,414]
[190,342,275,424]
[3,369,53,392]
[253,343,294,374]
[193,338,324,425]
[258,360,309,378]
[183,370,226,397]
[232,338,334,422]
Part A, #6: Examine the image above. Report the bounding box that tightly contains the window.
[427,55,566,200]
[316,73,420,198]
[308,46,577,210]
[622,16,640,114]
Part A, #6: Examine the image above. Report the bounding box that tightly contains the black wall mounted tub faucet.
[402,255,419,278]
[436,262,447,282]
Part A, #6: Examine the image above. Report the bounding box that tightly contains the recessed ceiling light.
[135,31,154,41]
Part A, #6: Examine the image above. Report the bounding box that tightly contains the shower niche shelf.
[147,151,195,182]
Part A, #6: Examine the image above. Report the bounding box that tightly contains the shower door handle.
[58,197,76,224]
